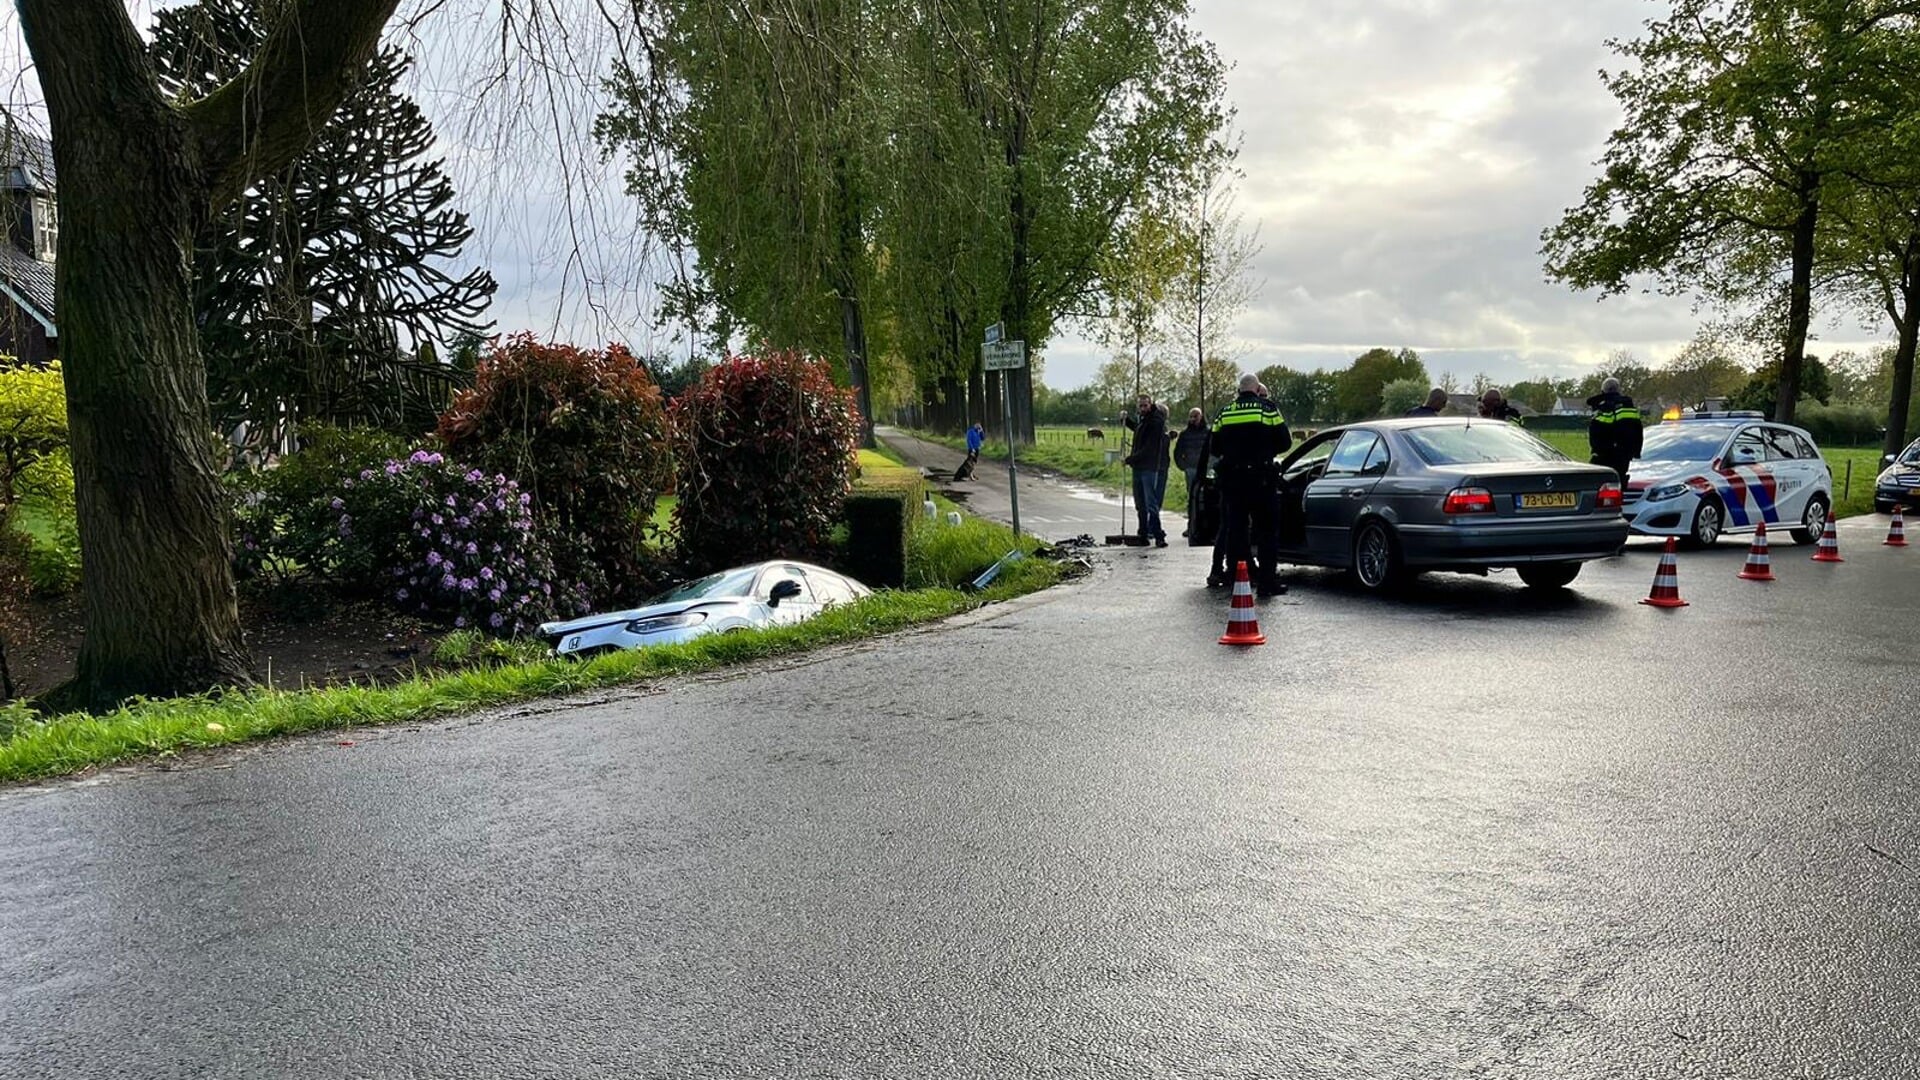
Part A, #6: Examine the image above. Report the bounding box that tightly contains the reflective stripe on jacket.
[1210,393,1292,469]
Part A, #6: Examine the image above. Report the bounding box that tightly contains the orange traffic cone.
[1640,537,1690,608]
[1737,521,1775,581]
[1885,507,1909,547]
[1811,509,1845,563]
[1218,561,1267,646]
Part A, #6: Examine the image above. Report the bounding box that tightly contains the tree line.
[595,0,1233,445]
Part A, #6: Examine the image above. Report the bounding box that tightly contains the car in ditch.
[1621,412,1833,547]
[538,560,871,658]
[1266,417,1629,591]
[1875,437,1920,514]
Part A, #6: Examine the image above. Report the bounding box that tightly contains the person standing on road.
[1478,388,1524,424]
[1210,373,1292,596]
[1406,388,1448,417]
[1173,407,1209,536]
[965,421,985,461]
[1585,377,1644,488]
[1124,394,1170,547]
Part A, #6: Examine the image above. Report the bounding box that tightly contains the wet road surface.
[2,519,1916,1078]
[879,426,1185,543]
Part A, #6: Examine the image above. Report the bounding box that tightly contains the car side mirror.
[768,579,802,605]
[1888,454,1899,467]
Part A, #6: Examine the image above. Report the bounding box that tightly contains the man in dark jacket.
[1123,394,1170,546]
[1478,388,1524,423]
[1172,407,1209,535]
[1586,377,1644,487]
[1405,388,1448,416]
[1209,373,1293,595]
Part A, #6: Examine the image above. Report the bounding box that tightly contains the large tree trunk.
[1778,183,1819,426]
[1887,235,1920,459]
[21,0,399,710]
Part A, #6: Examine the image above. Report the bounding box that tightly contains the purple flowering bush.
[234,440,591,635]
[350,451,589,635]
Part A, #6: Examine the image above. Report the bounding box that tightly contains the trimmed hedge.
[845,465,925,589]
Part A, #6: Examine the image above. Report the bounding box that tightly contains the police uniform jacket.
[1585,391,1644,463]
[1209,392,1292,472]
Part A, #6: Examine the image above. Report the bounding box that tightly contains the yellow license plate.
[1519,492,1578,509]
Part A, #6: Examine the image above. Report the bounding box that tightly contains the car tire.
[1350,519,1404,593]
[1791,494,1830,545]
[1683,496,1724,549]
[1516,563,1581,589]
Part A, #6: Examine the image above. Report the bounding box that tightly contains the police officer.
[1209,373,1292,597]
[1585,376,1644,487]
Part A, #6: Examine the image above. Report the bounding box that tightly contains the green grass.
[10,501,57,545]
[907,494,1051,590]
[0,500,1064,785]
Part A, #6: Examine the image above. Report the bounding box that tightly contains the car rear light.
[1597,483,1622,509]
[1443,486,1495,514]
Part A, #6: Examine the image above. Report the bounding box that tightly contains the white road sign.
[982,340,1026,371]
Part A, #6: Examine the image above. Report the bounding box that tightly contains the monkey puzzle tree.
[149,0,495,440]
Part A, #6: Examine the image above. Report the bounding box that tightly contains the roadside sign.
[984,321,1004,345]
[982,340,1026,371]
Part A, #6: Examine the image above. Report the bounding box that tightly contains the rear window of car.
[1401,423,1565,466]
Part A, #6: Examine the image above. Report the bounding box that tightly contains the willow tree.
[17,0,402,709]
[929,0,1229,442]
[599,0,887,445]
[1542,0,1916,425]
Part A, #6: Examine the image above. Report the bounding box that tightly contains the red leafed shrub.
[438,333,673,604]
[671,351,859,572]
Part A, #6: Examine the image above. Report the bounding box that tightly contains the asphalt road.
[2,519,1916,1078]
[879,426,1186,543]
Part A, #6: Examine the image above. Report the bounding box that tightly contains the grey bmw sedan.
[1270,417,1630,591]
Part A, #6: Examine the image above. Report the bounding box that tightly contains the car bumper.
[548,621,715,656]
[1625,495,1697,537]
[1396,517,1630,566]
[1878,485,1920,508]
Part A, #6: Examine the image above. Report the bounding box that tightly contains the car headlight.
[626,611,708,635]
[1644,482,1689,503]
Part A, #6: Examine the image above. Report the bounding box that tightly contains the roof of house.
[0,112,54,192]
[0,243,55,332]
[1554,397,1589,413]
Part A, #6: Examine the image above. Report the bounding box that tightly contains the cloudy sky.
[449,0,1888,391]
[4,1,1892,389]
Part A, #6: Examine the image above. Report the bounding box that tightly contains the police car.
[1623,412,1833,547]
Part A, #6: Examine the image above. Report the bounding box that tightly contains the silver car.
[539,561,872,657]
[1271,418,1629,590]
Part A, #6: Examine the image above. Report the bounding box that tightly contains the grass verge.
[0,510,1065,785]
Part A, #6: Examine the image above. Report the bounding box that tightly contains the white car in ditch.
[1623,413,1833,547]
[539,561,871,657]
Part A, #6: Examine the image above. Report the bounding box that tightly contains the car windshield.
[1638,423,1737,462]
[647,567,758,604]
[1903,442,1920,465]
[1401,423,1565,465]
